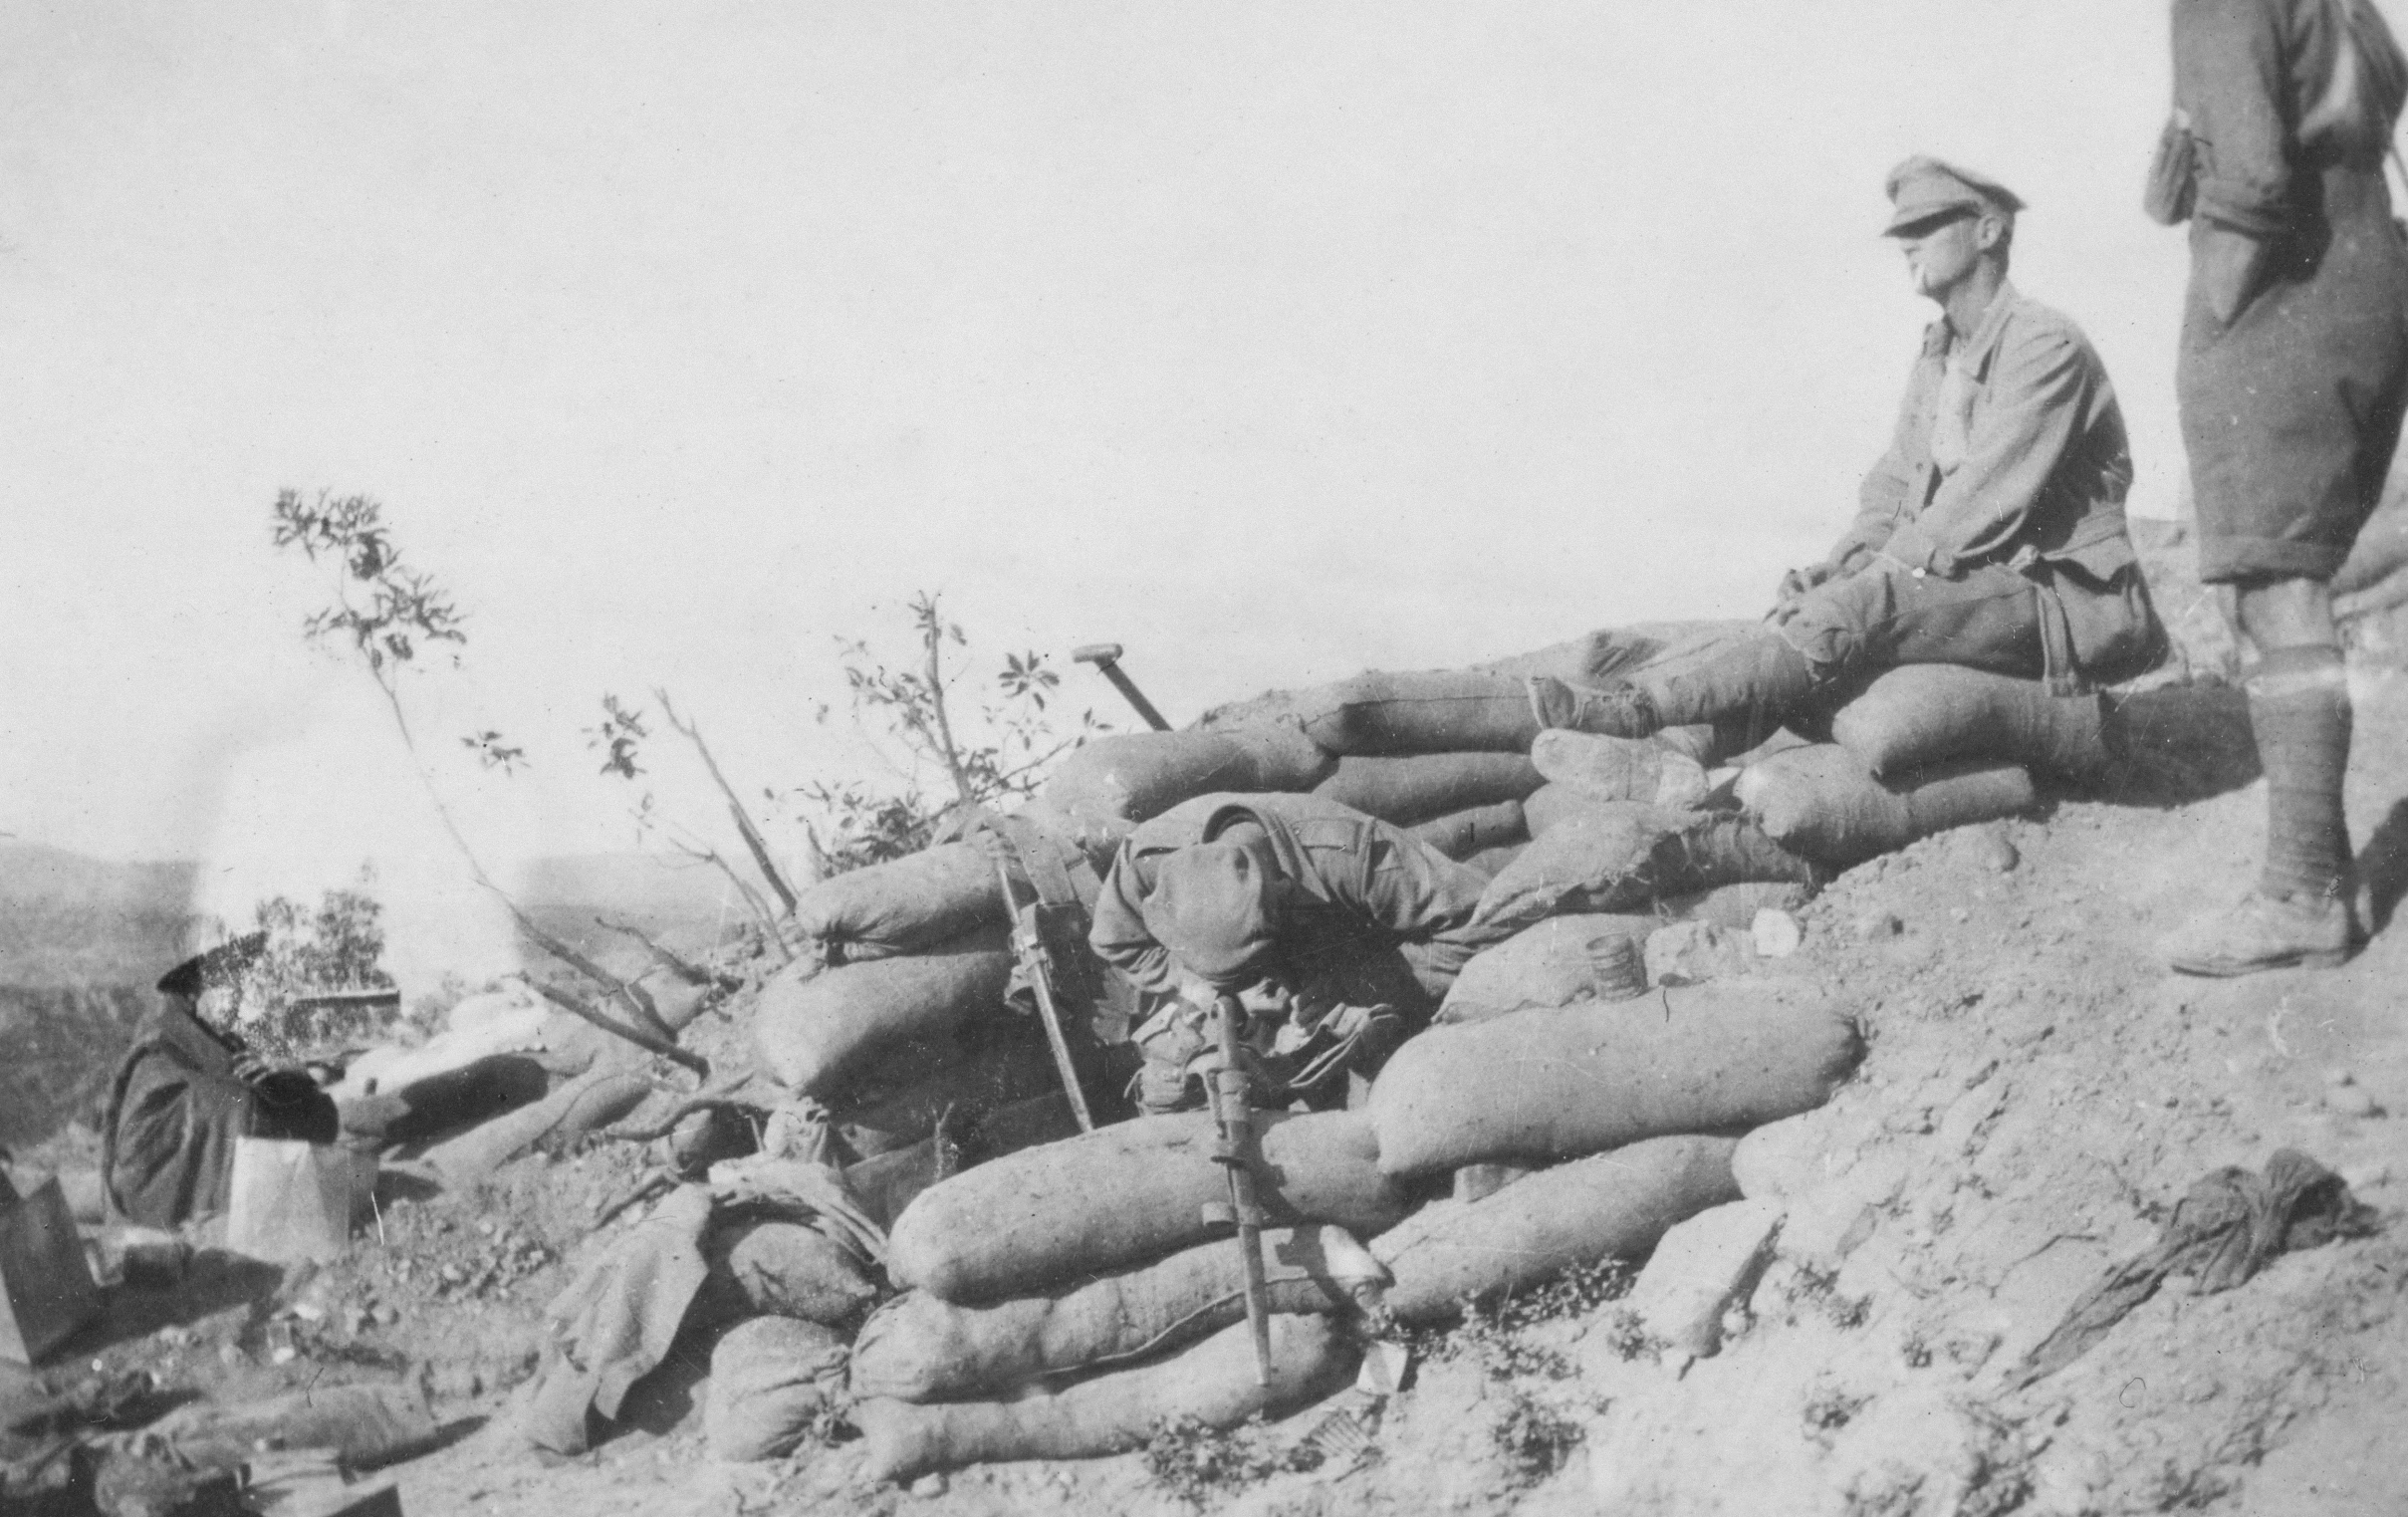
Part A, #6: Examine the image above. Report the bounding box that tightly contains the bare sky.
[0,2,2189,974]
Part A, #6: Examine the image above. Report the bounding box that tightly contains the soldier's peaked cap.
[1140,842,1280,989]
[1883,155,2024,236]
[156,931,268,996]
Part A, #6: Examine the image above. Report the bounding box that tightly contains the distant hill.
[0,842,203,1144]
[0,840,202,985]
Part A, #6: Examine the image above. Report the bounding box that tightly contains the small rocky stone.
[910,1473,948,1497]
[2324,1068,2356,1088]
[1752,908,1804,958]
[1984,831,2020,873]
[1625,1198,1786,1359]
[1855,911,1903,941]
[1645,920,1749,986]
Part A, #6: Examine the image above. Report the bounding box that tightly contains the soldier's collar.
[1925,281,2020,376]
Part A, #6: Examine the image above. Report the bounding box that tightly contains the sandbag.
[887,1111,1411,1302]
[1435,913,1651,1024]
[1284,669,1541,755]
[752,927,1013,1097]
[1735,746,2036,867]
[422,1065,652,1182]
[1829,664,2109,780]
[1375,1136,1742,1322]
[703,1218,881,1328]
[1367,985,1861,1177]
[705,1316,848,1462]
[1475,806,1817,931]
[1530,731,1709,810]
[791,841,1002,964]
[850,1225,1384,1402]
[1411,800,1529,861]
[1011,797,1134,870]
[2098,682,2260,799]
[1654,881,1814,930]
[854,1314,1357,1483]
[1042,725,1334,830]
[1313,753,1544,827]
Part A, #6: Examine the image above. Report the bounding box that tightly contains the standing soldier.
[1085,792,1511,1114]
[1528,157,2165,751]
[2152,0,2408,974]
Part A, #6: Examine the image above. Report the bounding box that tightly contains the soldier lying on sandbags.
[1529,157,2167,748]
[1085,792,1516,1115]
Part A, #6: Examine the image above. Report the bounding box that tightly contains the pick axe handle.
[1078,654,1171,731]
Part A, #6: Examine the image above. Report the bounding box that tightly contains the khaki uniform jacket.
[1829,283,2140,585]
[102,999,336,1228]
[1087,792,1506,1004]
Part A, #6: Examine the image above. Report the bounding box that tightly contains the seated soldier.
[103,934,341,1230]
[1529,157,2166,746]
[1086,792,1514,1115]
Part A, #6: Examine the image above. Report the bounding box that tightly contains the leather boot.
[2162,889,2360,976]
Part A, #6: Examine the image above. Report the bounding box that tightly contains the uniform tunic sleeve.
[1880,326,2101,575]
[1085,845,1175,996]
[2176,0,2297,237]
[106,1050,258,1228]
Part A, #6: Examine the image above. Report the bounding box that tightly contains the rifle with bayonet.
[1204,992,1276,1386]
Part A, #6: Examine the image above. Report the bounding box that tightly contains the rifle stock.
[990,852,1096,1133]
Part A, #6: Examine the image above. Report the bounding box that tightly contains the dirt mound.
[25,670,2408,1517]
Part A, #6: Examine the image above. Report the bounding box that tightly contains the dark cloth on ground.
[2168,0,2408,582]
[519,1158,885,1455]
[101,998,338,1230]
[2015,1147,2378,1388]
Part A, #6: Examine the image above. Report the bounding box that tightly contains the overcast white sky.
[0,2,2192,976]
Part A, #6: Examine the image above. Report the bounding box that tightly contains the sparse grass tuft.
[1141,1416,1278,1506]
[1491,1389,1589,1485]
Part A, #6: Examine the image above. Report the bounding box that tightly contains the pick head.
[1072,642,1123,665]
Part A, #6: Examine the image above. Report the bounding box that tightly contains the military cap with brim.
[156,931,269,996]
[1883,155,2025,236]
[1140,843,1281,989]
